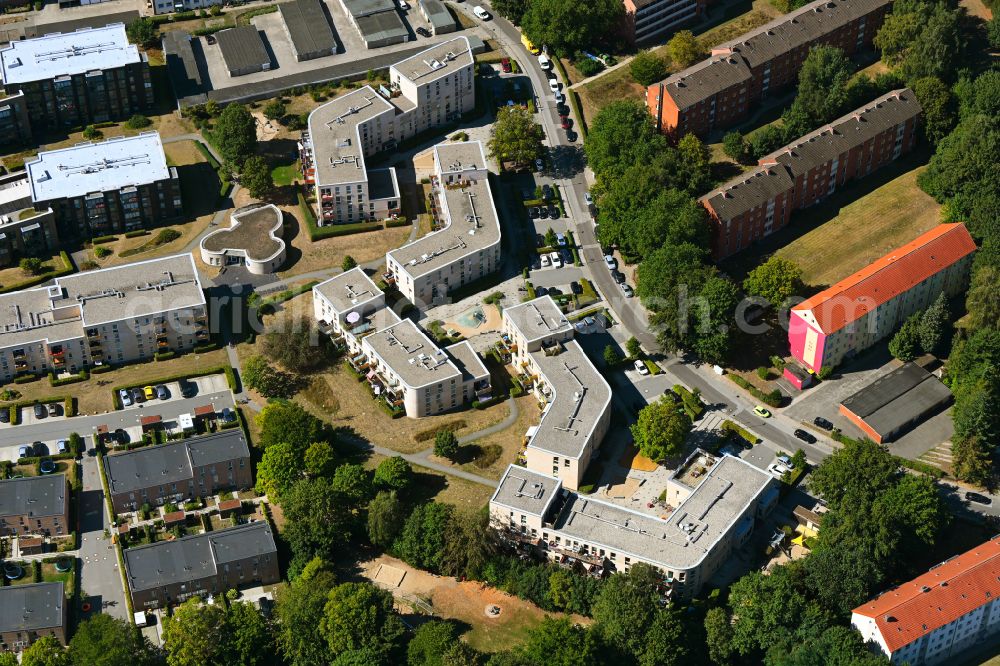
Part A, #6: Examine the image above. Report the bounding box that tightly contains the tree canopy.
[630,50,669,87]
[68,612,159,666]
[520,0,624,55]
[742,257,804,309]
[321,583,405,659]
[488,106,544,168]
[630,397,692,461]
[275,557,338,666]
[241,156,273,199]
[213,104,258,165]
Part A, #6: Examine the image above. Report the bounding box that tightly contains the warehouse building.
[418,0,456,35]
[338,0,410,48]
[0,24,153,135]
[216,26,272,77]
[279,0,339,61]
[25,132,181,237]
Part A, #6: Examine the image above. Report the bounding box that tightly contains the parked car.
[221,407,237,423]
[570,281,582,295]
[143,386,155,401]
[538,53,552,70]
[548,79,560,93]
[180,380,197,398]
[554,91,566,104]
[47,403,58,417]
[542,184,553,200]
[556,103,570,116]
[155,385,169,400]
[634,359,649,375]
[555,233,567,246]
[120,389,133,407]
[620,283,634,298]
[753,405,772,418]
[33,404,45,419]
[549,251,563,268]
[18,445,30,458]
[584,192,594,206]
[535,233,545,247]
[561,248,572,265]
[813,416,833,430]
[534,157,544,171]
[131,388,145,403]
[793,429,816,444]
[416,26,431,37]
[56,439,68,454]
[538,206,549,219]
[966,492,993,506]
[604,255,617,270]
[472,5,490,19]
[561,116,573,130]
[540,253,551,267]
[0,408,8,423]
[777,454,792,467]
[548,205,559,219]
[500,57,511,73]
[565,129,577,142]
[611,270,626,284]
[767,463,790,478]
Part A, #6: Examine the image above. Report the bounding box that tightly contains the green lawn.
[271,162,299,187]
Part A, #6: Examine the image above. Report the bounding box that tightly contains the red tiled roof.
[792,224,976,334]
[218,499,242,512]
[163,510,185,524]
[852,536,1000,653]
[139,415,162,427]
[194,405,216,417]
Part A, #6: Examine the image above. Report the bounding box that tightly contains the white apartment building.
[0,254,207,383]
[490,452,777,599]
[300,36,475,226]
[501,297,612,490]
[386,141,501,307]
[312,267,491,418]
[852,536,1000,665]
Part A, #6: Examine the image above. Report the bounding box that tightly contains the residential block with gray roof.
[299,36,475,227]
[0,475,69,537]
[701,89,921,259]
[501,297,612,490]
[490,453,778,599]
[103,429,251,513]
[0,24,153,138]
[123,522,279,608]
[0,582,67,650]
[646,0,893,137]
[0,253,207,384]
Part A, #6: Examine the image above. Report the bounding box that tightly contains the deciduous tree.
[368,490,405,548]
[255,400,326,449]
[630,50,669,86]
[241,156,273,199]
[630,397,692,461]
[888,314,922,361]
[434,430,460,460]
[667,30,701,67]
[214,104,258,165]
[407,620,458,666]
[393,501,454,571]
[255,441,303,500]
[321,583,405,658]
[242,355,294,399]
[742,257,804,308]
[911,76,956,146]
[283,478,354,576]
[521,0,624,55]
[373,456,413,492]
[162,599,229,666]
[488,106,544,168]
[68,612,159,666]
[520,617,598,666]
[331,463,372,502]
[275,557,337,666]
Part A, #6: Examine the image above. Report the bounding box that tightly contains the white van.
[538,53,552,70]
[473,5,490,19]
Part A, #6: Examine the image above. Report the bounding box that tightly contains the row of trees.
[492,0,625,55]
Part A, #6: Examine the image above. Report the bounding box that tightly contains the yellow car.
[143,385,155,400]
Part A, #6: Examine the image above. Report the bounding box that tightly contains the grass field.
[723,149,941,288]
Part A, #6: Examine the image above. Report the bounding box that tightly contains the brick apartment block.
[0,475,69,537]
[700,88,921,260]
[646,0,892,139]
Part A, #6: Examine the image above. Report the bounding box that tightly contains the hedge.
[728,374,783,407]
[672,385,705,420]
[384,217,410,228]
[154,350,177,361]
[194,342,220,353]
[91,235,118,245]
[49,369,89,387]
[721,419,759,445]
[0,251,75,295]
[13,373,41,384]
[194,141,221,170]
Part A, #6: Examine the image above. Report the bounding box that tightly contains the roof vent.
[921,586,931,592]
[885,615,896,622]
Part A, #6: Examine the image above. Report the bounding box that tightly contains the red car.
[500,57,511,73]
[560,116,573,130]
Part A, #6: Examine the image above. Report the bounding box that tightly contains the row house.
[646,0,893,138]
[103,429,252,513]
[0,475,69,537]
[701,88,921,259]
[0,583,66,652]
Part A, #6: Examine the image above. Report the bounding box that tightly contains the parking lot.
[119,374,229,411]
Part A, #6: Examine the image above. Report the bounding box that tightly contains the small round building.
[200,203,286,275]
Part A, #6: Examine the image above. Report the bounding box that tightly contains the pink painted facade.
[788,312,826,374]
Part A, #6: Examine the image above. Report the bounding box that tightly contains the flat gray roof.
[391,36,473,84]
[313,267,382,314]
[279,0,338,58]
[356,11,409,43]
[504,296,572,345]
[389,176,500,279]
[364,318,461,389]
[124,522,276,593]
[216,26,270,75]
[0,583,64,634]
[491,464,562,516]
[445,339,488,381]
[527,339,611,459]
[307,86,394,187]
[434,141,486,177]
[201,204,284,263]
[840,362,953,439]
[552,455,774,570]
[368,167,399,201]
[104,429,249,495]
[342,0,396,17]
[418,0,454,30]
[0,23,140,86]
[26,132,171,203]
[0,474,66,519]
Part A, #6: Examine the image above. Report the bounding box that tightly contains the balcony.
[195,329,209,340]
[349,353,370,372]
[86,329,100,339]
[14,358,28,370]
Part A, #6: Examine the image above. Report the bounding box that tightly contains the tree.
[723,131,749,163]
[439,510,498,579]
[342,255,357,271]
[748,124,790,160]
[69,613,159,666]
[241,156,273,199]
[639,610,688,666]
[283,478,354,576]
[125,17,158,47]
[704,607,736,665]
[0,654,16,666]
[442,643,484,666]
[803,542,881,616]
[304,441,337,477]
[393,501,454,571]
[743,257,804,308]
[488,106,544,168]
[668,30,701,67]
[263,99,287,121]
[21,637,69,666]
[520,617,598,666]
[888,314,923,361]
[434,430,460,460]
[275,557,337,666]
[262,323,339,374]
[214,104,257,165]
[990,16,1000,50]
[408,620,458,666]
[584,100,669,184]
[521,0,624,55]
[241,355,294,398]
[491,0,529,22]
[126,114,152,129]
[20,257,44,275]
[162,599,230,666]
[321,583,405,658]
[630,50,669,86]
[332,462,372,502]
[603,344,622,367]
[373,456,413,492]
[226,600,278,666]
[368,490,405,548]
[631,397,691,461]
[876,0,964,83]
[726,563,813,656]
[255,400,326,449]
[256,441,304,500]
[782,46,854,133]
[593,565,662,658]
[911,76,955,146]
[626,336,642,358]
[919,292,950,355]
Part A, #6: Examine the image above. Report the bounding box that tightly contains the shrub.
[125,114,152,129]
[756,367,769,380]
[94,246,112,259]
[575,57,604,77]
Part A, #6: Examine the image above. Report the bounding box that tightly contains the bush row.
[728,374,783,407]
